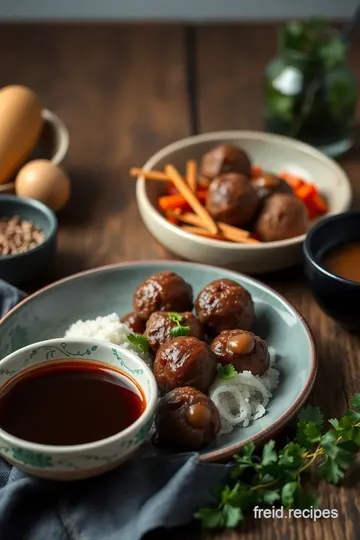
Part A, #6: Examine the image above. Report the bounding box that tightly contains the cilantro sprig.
[168,312,190,338]
[196,394,360,529]
[218,364,238,380]
[126,333,150,353]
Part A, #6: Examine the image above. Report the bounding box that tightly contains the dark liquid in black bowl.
[322,241,360,283]
[0,360,145,445]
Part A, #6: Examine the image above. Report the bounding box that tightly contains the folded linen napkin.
[0,280,230,540]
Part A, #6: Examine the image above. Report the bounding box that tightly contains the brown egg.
[15,159,71,212]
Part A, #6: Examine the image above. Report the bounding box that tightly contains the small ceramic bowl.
[136,131,352,274]
[31,108,69,166]
[0,195,57,285]
[0,338,158,480]
[304,211,360,333]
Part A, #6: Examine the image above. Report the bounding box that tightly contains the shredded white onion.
[209,346,280,435]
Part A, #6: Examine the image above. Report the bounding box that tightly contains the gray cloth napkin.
[0,280,230,540]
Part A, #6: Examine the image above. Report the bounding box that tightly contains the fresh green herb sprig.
[196,394,360,529]
[218,364,238,380]
[127,333,150,353]
[168,312,190,338]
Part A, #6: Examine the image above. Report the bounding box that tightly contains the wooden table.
[0,23,359,540]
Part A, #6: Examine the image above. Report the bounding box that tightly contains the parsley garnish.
[168,312,190,338]
[218,364,238,380]
[126,333,150,353]
[195,394,360,529]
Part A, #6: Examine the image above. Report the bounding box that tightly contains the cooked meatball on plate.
[154,336,217,393]
[145,311,203,353]
[1,261,317,462]
[155,387,221,450]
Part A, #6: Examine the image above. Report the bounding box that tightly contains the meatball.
[133,271,193,320]
[205,173,259,227]
[120,312,146,334]
[154,336,217,393]
[211,329,269,376]
[254,193,309,242]
[195,279,255,336]
[155,386,221,450]
[201,144,252,179]
[145,311,204,353]
[252,174,293,201]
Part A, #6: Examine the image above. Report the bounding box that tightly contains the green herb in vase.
[265,17,357,157]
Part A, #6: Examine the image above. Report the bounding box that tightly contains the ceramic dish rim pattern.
[0,260,318,462]
[136,130,352,250]
[0,337,158,454]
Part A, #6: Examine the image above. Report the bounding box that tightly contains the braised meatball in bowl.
[145,311,204,353]
[201,144,252,179]
[133,271,193,320]
[154,336,217,393]
[195,279,255,336]
[252,174,293,202]
[211,329,269,376]
[120,312,146,334]
[155,386,221,450]
[205,173,259,227]
[255,193,309,242]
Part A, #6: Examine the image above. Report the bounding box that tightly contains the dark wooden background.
[0,23,359,539]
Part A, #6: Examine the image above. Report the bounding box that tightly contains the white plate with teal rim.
[0,261,317,462]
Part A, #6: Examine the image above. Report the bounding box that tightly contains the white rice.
[64,314,279,437]
[209,346,280,434]
[64,313,152,367]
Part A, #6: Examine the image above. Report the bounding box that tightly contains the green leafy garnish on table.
[195,394,360,529]
[127,333,150,353]
[168,312,190,338]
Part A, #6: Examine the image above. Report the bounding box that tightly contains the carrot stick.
[165,165,218,235]
[167,217,179,225]
[130,167,209,188]
[159,191,207,211]
[309,193,328,214]
[130,168,169,181]
[181,226,226,240]
[295,183,317,202]
[186,160,197,192]
[181,225,260,244]
[174,212,251,242]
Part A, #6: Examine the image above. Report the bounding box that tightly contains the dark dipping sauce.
[322,242,360,283]
[0,360,145,446]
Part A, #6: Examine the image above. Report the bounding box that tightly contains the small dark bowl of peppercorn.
[0,195,57,285]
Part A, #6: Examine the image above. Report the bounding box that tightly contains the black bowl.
[304,211,360,333]
[0,195,57,285]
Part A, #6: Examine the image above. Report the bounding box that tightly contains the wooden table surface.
[0,23,360,540]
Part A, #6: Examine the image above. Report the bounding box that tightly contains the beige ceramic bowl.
[31,108,69,165]
[136,131,352,274]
